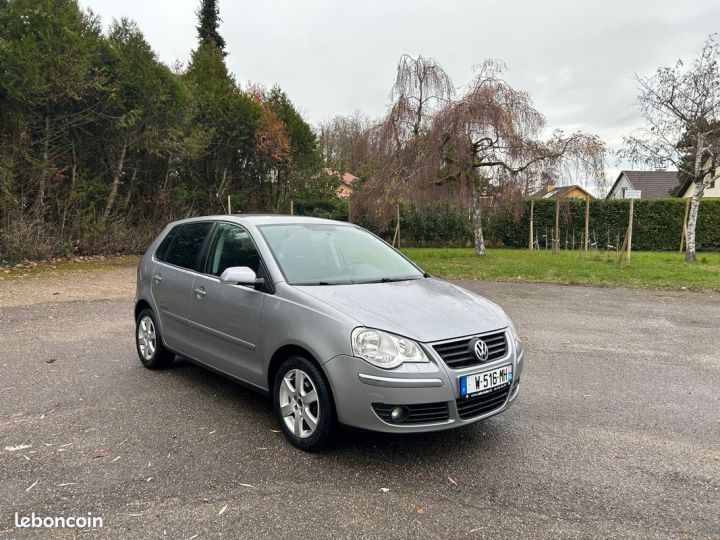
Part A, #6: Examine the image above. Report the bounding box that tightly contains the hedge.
[293,198,720,251]
[501,198,720,252]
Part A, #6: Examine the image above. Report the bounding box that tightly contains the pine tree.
[196,0,226,55]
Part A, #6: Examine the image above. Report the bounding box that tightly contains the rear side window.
[163,222,213,271]
[154,227,177,262]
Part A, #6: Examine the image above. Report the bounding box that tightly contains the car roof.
[170,214,351,227]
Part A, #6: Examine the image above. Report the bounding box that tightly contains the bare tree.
[621,35,720,262]
[317,112,375,174]
[366,56,606,255]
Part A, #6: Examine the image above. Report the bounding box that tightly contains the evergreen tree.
[196,0,226,55]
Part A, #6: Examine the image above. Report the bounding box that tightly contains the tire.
[135,308,174,369]
[273,355,336,452]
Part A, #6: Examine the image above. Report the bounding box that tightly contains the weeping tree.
[368,55,605,255]
[621,35,720,262]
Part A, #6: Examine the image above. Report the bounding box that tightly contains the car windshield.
[258,223,424,286]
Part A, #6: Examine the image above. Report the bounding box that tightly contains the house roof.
[606,170,679,199]
[528,185,593,200]
[323,168,359,187]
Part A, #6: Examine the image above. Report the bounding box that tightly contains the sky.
[82,0,720,186]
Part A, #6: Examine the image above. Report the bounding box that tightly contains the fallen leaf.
[5,444,32,452]
[448,476,458,486]
[92,448,108,459]
[218,504,228,516]
[416,508,426,515]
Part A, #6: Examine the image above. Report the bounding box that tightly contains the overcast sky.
[83,0,719,182]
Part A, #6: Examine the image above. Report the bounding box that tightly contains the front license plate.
[460,365,512,397]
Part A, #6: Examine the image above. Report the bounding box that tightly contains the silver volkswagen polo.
[134,215,524,450]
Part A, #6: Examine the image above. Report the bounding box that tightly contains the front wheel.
[273,356,336,451]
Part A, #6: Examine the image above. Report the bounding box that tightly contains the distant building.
[323,168,359,199]
[677,164,720,198]
[605,170,679,199]
[529,184,593,200]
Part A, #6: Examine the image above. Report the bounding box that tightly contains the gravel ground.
[0,268,718,539]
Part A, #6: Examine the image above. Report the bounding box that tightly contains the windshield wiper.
[355,277,420,284]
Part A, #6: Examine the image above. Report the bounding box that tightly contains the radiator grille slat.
[433,331,508,369]
[456,385,511,419]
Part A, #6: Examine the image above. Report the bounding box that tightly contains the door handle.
[152,273,162,284]
[194,287,207,298]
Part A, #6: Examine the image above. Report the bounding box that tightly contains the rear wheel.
[135,308,174,369]
[273,356,336,451]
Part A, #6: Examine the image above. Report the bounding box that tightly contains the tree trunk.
[685,133,706,263]
[685,180,704,262]
[528,200,534,251]
[31,114,51,214]
[123,167,137,208]
[104,134,128,219]
[471,183,486,256]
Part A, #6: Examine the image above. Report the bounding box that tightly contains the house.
[677,164,720,198]
[605,170,679,199]
[529,184,593,200]
[323,168,359,199]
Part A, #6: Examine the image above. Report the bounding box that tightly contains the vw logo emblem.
[472,338,489,361]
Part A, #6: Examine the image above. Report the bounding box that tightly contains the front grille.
[456,385,510,419]
[433,331,508,369]
[372,402,450,424]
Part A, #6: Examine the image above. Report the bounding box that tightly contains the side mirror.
[219,266,265,288]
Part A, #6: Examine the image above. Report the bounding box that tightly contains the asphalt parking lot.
[0,268,718,539]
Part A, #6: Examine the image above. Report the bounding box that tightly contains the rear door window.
[155,227,177,262]
[163,222,213,271]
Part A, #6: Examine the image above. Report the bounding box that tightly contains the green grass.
[0,255,141,280]
[2,249,718,292]
[402,248,720,291]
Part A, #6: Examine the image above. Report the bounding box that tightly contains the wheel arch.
[134,299,152,321]
[267,345,337,408]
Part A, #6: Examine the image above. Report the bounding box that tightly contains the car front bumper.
[323,338,524,433]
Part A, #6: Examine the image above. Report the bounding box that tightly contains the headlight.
[351,328,429,369]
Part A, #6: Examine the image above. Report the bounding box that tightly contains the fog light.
[390,406,409,423]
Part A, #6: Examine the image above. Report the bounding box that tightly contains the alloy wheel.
[278,369,320,438]
[137,315,156,361]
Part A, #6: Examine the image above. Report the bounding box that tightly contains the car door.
[151,221,214,353]
[185,222,267,386]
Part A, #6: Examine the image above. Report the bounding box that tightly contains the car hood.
[295,278,507,342]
